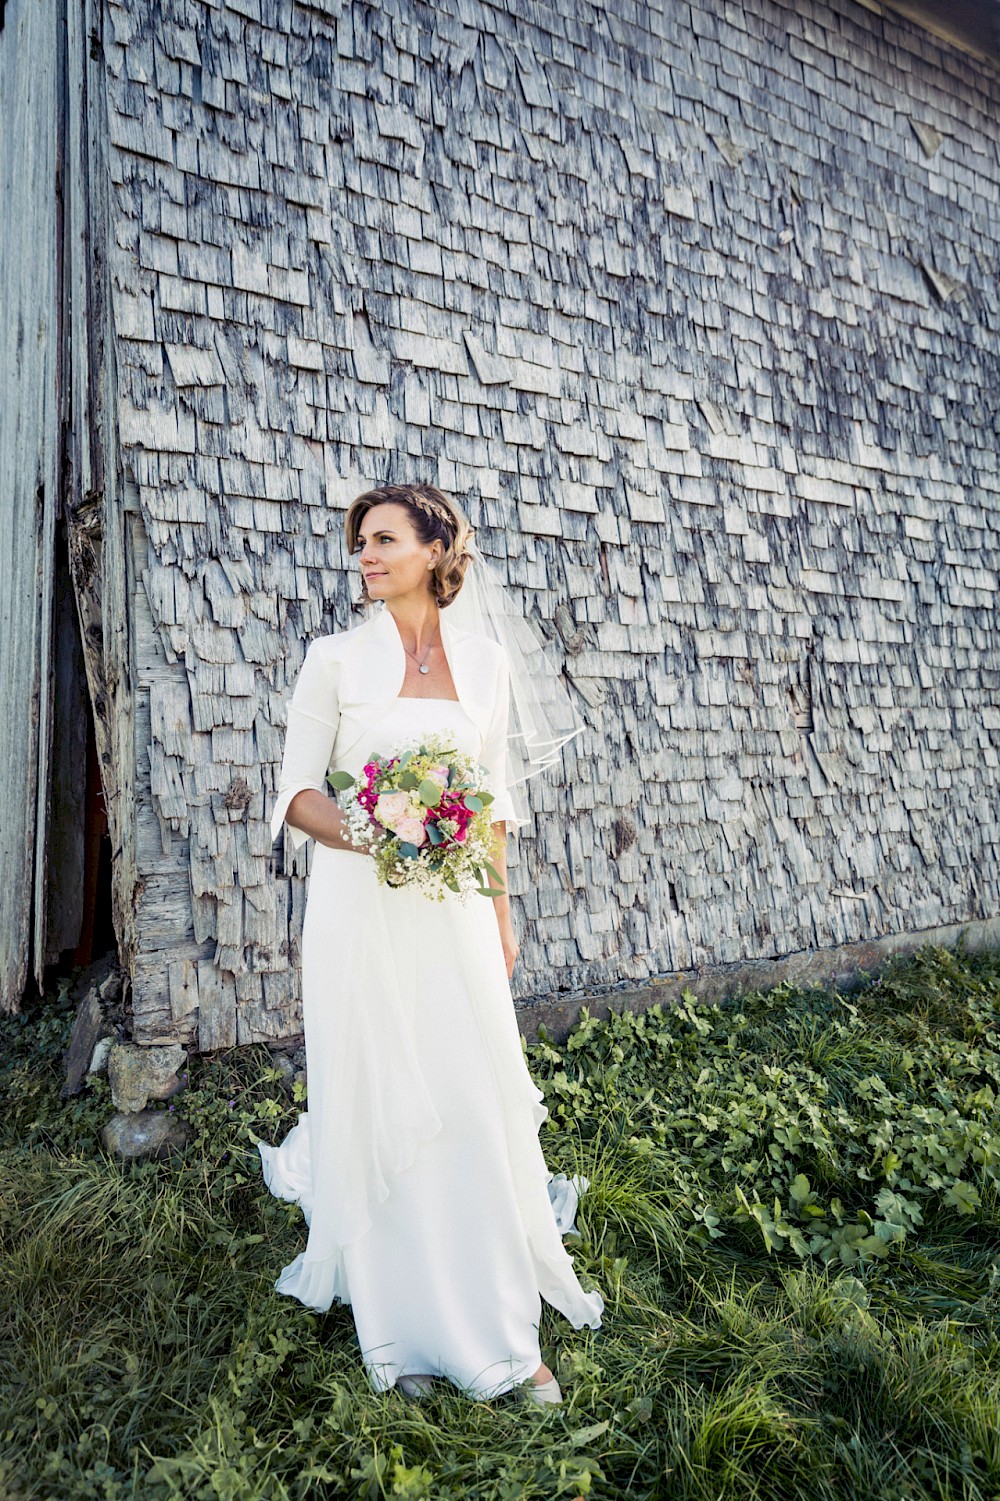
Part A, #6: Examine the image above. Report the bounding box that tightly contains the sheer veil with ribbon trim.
[441,538,586,829]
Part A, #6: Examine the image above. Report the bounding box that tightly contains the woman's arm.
[487,820,520,978]
[479,648,522,979]
[285,788,365,853]
[272,639,349,850]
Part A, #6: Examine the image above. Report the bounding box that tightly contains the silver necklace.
[402,635,439,674]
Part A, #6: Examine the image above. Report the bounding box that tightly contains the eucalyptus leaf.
[327,770,356,790]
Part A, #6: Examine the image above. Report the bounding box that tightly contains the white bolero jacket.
[270,602,520,850]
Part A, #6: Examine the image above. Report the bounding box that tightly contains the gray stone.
[270,1052,296,1095]
[267,1046,308,1098]
[101,1109,191,1161]
[88,1036,115,1077]
[95,960,124,1005]
[61,990,116,1101]
[107,1042,187,1114]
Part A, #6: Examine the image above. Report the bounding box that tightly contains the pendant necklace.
[403,635,439,674]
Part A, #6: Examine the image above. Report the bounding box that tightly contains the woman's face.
[355,502,443,604]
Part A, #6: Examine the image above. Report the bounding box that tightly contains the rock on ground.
[61,952,125,1100]
[101,1109,191,1161]
[107,1042,187,1113]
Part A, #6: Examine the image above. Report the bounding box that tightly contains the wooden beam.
[874,0,1000,68]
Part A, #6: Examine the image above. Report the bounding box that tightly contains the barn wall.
[97,0,1000,1046]
[58,0,142,982]
[0,0,65,1008]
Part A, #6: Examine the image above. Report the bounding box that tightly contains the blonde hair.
[344,483,475,609]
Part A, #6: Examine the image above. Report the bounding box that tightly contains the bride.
[258,482,604,1405]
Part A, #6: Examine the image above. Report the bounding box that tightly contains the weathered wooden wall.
[0,0,63,1009]
[93,0,1000,1047]
[64,0,141,983]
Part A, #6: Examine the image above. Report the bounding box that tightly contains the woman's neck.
[386,592,441,655]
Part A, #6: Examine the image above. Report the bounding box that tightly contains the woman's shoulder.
[301,616,371,661]
[447,618,504,662]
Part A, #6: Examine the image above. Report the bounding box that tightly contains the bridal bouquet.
[327,732,506,902]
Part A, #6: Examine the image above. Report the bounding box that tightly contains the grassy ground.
[3,935,1000,1499]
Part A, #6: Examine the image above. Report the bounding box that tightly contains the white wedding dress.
[258,694,604,1400]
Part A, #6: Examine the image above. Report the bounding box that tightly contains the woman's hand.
[316,807,365,853]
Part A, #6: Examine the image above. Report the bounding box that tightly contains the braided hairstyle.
[345,483,475,610]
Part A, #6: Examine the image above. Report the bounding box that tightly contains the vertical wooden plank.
[197,960,238,1052]
[168,958,200,1023]
[43,538,88,960]
[31,0,69,986]
[0,2,62,1010]
[62,0,138,988]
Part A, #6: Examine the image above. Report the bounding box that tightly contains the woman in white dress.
[258,483,603,1405]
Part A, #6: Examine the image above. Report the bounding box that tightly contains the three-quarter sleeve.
[271,638,341,849]
[479,644,521,831]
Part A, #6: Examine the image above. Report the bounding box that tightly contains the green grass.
[3,935,1000,1498]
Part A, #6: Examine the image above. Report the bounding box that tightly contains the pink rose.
[375,791,410,829]
[425,765,450,789]
[395,817,427,847]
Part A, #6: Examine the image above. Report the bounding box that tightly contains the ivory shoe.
[397,1373,436,1401]
[522,1374,563,1406]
